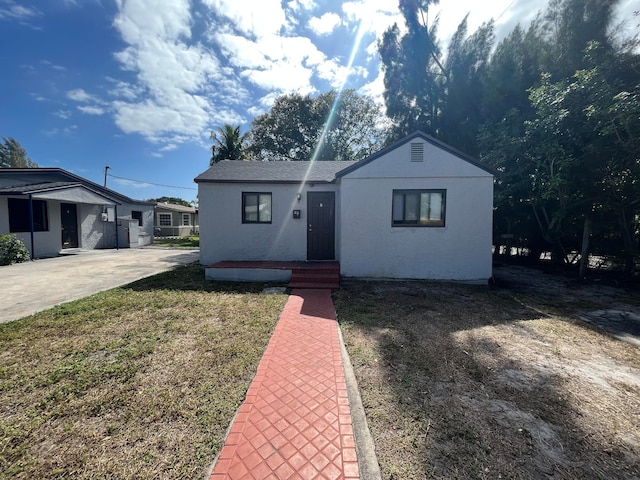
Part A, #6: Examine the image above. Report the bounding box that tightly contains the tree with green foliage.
[0,137,38,168]
[147,197,192,207]
[379,0,445,140]
[438,16,494,155]
[479,0,640,275]
[379,2,495,155]
[210,125,249,165]
[249,89,388,161]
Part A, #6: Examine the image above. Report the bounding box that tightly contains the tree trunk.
[578,216,592,279]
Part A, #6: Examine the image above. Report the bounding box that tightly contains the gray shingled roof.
[0,181,80,194]
[156,202,196,213]
[0,168,155,205]
[194,160,354,184]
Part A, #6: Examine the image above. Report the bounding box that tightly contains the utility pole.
[104,165,110,188]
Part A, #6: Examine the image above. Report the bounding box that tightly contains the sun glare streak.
[310,20,367,163]
[270,21,368,256]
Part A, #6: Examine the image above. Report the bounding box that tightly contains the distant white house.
[0,168,155,259]
[195,131,495,283]
[154,202,198,237]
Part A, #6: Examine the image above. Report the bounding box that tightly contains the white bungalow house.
[195,131,495,283]
[0,168,155,259]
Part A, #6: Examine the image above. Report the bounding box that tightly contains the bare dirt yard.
[334,265,640,480]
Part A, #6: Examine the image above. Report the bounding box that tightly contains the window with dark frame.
[242,192,272,223]
[8,198,49,233]
[392,189,446,227]
[182,214,190,226]
[132,210,143,226]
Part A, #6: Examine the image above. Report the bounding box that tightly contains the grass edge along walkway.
[209,289,360,480]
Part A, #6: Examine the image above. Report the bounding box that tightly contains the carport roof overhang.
[0,182,119,205]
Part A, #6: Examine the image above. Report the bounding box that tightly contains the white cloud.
[201,0,287,37]
[359,68,385,105]
[54,109,72,119]
[113,97,210,139]
[67,88,99,102]
[44,125,79,137]
[247,105,265,118]
[77,105,105,115]
[241,62,315,93]
[309,12,341,35]
[0,1,41,20]
[113,177,153,189]
[41,60,67,71]
[342,0,401,36]
[111,0,229,144]
[287,0,316,13]
[213,33,269,69]
[315,60,364,89]
[107,79,142,101]
[214,32,330,94]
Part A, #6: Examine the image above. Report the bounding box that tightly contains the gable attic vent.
[410,142,424,162]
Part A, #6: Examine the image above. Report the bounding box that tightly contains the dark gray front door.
[61,203,78,249]
[307,192,335,260]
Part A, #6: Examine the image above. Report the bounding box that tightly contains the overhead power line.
[107,173,197,190]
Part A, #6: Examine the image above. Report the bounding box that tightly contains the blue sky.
[0,0,636,203]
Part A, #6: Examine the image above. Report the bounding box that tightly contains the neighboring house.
[154,202,199,237]
[0,168,155,259]
[195,131,496,283]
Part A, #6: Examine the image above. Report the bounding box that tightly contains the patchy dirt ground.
[334,265,640,479]
[495,265,640,348]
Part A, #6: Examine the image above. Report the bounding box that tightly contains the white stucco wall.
[339,139,494,281]
[198,182,339,265]
[0,197,153,257]
[80,204,116,249]
[0,197,63,258]
[117,204,154,237]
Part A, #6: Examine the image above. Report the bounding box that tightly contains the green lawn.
[0,264,286,479]
[153,236,199,248]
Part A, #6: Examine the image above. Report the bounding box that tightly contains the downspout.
[114,204,119,250]
[28,194,35,260]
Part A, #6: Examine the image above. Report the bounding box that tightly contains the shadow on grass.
[122,262,290,295]
[334,278,639,479]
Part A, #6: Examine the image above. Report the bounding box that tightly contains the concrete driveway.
[0,247,200,324]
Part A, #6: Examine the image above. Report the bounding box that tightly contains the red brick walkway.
[209,289,359,480]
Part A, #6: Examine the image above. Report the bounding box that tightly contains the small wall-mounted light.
[296,193,302,201]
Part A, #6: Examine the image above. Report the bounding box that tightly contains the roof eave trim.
[335,130,497,178]
[194,179,337,185]
[0,184,123,205]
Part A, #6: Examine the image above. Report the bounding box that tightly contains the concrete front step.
[290,273,339,282]
[292,268,340,274]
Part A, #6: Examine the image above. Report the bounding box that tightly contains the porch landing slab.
[205,261,340,288]
[207,261,340,270]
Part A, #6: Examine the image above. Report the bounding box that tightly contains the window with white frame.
[182,214,190,226]
[392,189,446,227]
[242,192,272,223]
[158,213,171,226]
